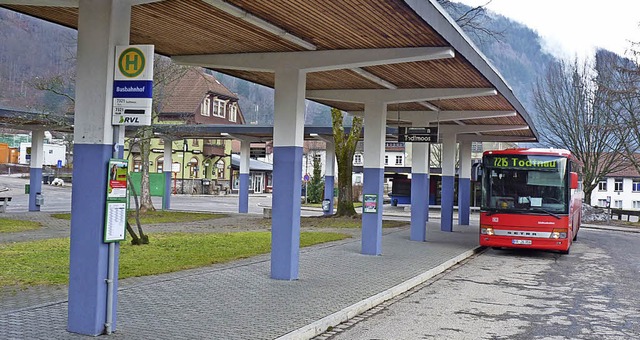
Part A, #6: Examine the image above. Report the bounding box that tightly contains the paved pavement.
[0,201,484,339]
[1,185,635,339]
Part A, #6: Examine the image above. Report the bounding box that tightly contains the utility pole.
[181,139,187,194]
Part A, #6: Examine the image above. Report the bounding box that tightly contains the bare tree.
[30,52,190,243]
[428,143,460,169]
[127,56,190,213]
[533,58,626,204]
[331,108,363,216]
[436,0,503,45]
[596,49,640,177]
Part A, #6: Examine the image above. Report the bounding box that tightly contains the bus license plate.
[512,239,532,245]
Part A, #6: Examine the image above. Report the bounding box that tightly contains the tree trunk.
[127,175,149,245]
[331,108,362,217]
[336,148,356,216]
[139,127,155,213]
[583,186,594,206]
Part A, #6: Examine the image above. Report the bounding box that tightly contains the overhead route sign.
[397,127,438,143]
[112,45,154,126]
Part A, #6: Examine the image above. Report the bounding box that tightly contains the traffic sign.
[112,45,154,126]
[117,47,146,78]
[171,162,181,173]
[303,174,310,182]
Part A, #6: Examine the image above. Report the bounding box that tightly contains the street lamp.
[182,139,188,194]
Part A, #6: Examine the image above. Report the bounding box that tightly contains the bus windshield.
[482,155,568,214]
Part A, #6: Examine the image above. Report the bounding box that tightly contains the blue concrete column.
[271,67,306,280]
[361,100,387,255]
[323,141,335,216]
[28,130,44,212]
[441,133,457,232]
[163,139,172,210]
[239,140,250,213]
[457,141,472,225]
[67,0,130,335]
[410,142,430,241]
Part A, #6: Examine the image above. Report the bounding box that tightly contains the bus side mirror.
[570,172,578,189]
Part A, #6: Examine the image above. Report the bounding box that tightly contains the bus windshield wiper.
[530,208,561,219]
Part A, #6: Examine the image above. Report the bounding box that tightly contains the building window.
[614,178,623,192]
[633,180,640,192]
[201,97,210,116]
[384,155,389,165]
[216,160,225,179]
[232,170,240,190]
[354,154,362,165]
[156,157,164,173]
[614,200,622,208]
[229,104,237,122]
[133,156,141,172]
[313,154,322,164]
[634,201,640,209]
[213,99,226,118]
[598,181,607,191]
[189,157,199,178]
[354,174,362,184]
[471,142,483,153]
[395,155,403,165]
[597,199,608,207]
[192,139,199,147]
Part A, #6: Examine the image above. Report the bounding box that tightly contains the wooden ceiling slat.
[134,1,303,54]
[2,0,536,139]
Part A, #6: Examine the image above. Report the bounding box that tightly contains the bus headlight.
[481,226,494,235]
[551,228,568,239]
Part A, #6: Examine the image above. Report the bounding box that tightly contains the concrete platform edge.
[581,223,640,233]
[277,246,484,340]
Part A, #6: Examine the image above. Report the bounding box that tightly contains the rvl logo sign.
[119,116,140,124]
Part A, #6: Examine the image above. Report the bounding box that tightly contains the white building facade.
[591,174,640,210]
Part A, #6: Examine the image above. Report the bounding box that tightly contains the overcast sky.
[455,0,640,59]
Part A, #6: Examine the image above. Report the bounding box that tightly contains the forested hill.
[0,9,76,114]
[0,4,556,125]
[466,9,557,116]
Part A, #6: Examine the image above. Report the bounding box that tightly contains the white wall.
[19,143,67,166]
[591,177,640,209]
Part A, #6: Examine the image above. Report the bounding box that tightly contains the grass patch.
[262,216,406,229]
[0,231,349,287]
[0,218,41,233]
[51,210,226,224]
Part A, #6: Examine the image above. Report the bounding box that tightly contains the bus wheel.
[559,248,570,255]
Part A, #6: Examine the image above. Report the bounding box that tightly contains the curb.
[276,246,484,340]
[581,223,640,233]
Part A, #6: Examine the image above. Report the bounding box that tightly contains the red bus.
[479,148,582,254]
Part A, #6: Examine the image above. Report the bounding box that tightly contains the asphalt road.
[325,228,640,339]
[0,175,325,216]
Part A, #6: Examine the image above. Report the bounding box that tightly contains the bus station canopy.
[145,124,399,143]
[0,107,73,132]
[2,0,537,142]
